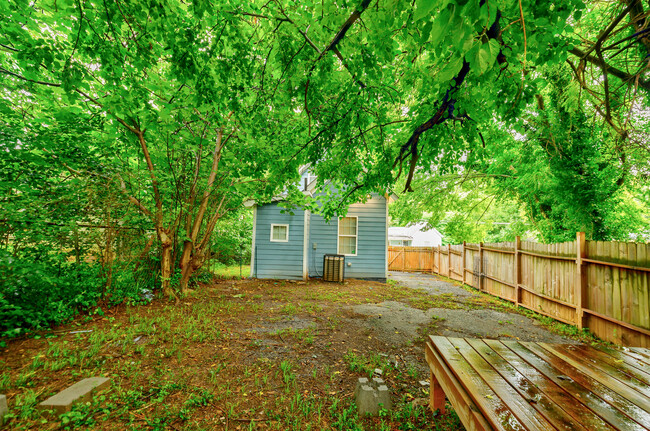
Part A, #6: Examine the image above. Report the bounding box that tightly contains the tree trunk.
[158,228,176,300]
[177,131,225,293]
[160,243,174,299]
[180,250,205,293]
[102,206,114,299]
[179,240,194,293]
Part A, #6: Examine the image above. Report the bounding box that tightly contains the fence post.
[514,236,521,307]
[437,245,441,275]
[478,242,484,292]
[402,246,406,271]
[447,244,451,278]
[576,232,587,329]
[462,241,466,285]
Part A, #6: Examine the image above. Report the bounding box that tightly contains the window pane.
[272,225,287,240]
[339,217,356,236]
[339,236,356,255]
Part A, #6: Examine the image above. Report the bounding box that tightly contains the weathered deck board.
[536,343,650,408]
[480,339,616,431]
[447,338,554,431]
[566,344,650,386]
[426,336,650,431]
[629,347,650,364]
[424,343,492,430]
[592,344,650,371]
[463,338,589,431]
[516,341,650,429]
[431,337,527,430]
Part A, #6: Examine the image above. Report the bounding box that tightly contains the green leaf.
[414,0,437,21]
[437,56,463,83]
[420,20,433,43]
[471,39,500,75]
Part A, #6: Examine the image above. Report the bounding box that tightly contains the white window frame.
[337,216,358,256]
[270,224,289,242]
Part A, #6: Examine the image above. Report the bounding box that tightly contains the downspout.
[250,205,257,278]
[303,209,310,280]
[385,194,389,279]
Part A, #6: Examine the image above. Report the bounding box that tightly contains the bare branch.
[569,47,650,91]
[117,174,153,218]
[0,67,61,87]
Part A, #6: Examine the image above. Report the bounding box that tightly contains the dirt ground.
[351,272,576,384]
[1,271,585,430]
[368,272,574,344]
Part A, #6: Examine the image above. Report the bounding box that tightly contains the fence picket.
[387,233,650,347]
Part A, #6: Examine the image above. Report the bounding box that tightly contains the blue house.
[246,169,394,281]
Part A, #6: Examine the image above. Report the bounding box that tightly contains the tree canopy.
[1,0,649,309]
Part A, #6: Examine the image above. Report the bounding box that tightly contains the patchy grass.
[1,278,462,430]
[212,264,251,279]
[343,351,395,378]
[415,316,446,345]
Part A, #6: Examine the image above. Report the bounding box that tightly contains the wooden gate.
[388,246,435,272]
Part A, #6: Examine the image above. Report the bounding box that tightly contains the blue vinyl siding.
[253,195,387,281]
[308,195,387,280]
[253,204,305,280]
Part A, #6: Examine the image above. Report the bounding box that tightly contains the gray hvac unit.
[323,254,345,282]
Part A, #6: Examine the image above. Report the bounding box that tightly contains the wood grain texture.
[425,337,650,431]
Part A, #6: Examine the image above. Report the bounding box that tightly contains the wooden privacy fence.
[388,234,650,348]
[388,246,436,272]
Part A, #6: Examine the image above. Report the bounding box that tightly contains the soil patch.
[1,272,588,430]
[351,301,438,346]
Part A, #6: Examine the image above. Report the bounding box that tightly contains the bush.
[0,250,147,339]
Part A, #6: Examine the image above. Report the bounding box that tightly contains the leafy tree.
[391,66,649,244]
[1,0,308,298]
[483,67,648,242]
[567,0,650,159]
[389,173,534,244]
[209,209,253,267]
[2,0,649,309]
[267,0,649,225]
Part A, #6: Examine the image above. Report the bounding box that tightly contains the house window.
[338,216,358,255]
[270,224,289,242]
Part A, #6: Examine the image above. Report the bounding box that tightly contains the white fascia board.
[250,205,257,278]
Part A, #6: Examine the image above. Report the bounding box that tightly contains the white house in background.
[388,223,443,247]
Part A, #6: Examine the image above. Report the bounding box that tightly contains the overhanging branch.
[569,47,650,91]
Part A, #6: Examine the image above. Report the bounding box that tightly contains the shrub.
[0,250,147,339]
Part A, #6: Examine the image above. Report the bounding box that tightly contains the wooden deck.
[425,336,650,430]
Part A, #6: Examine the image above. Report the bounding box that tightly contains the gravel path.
[351,271,575,346]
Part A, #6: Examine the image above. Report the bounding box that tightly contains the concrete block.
[38,377,110,415]
[0,394,7,426]
[376,384,391,410]
[354,377,392,416]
